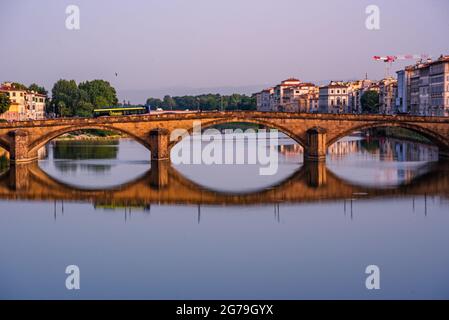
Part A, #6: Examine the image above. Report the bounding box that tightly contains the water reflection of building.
[277,136,439,163]
[278,144,303,157]
[327,138,362,158]
[378,138,438,162]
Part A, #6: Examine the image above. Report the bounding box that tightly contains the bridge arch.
[27,124,151,156]
[168,117,308,151]
[327,122,449,154]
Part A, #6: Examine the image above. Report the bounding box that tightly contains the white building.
[0,82,46,121]
[255,88,274,111]
[318,81,349,113]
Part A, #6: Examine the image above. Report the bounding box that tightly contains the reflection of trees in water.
[360,139,380,153]
[51,140,120,174]
[53,162,113,174]
[0,154,8,172]
[53,140,119,160]
[0,148,8,172]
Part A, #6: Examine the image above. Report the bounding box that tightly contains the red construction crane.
[373,54,429,77]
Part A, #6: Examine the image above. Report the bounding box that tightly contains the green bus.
[93,106,150,117]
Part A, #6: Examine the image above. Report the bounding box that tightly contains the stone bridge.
[0,111,449,163]
[1,161,448,206]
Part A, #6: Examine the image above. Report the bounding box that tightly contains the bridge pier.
[305,127,327,162]
[150,159,169,189]
[8,163,32,191]
[8,130,37,164]
[149,128,170,161]
[303,161,327,187]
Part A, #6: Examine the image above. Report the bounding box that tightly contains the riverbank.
[55,129,127,141]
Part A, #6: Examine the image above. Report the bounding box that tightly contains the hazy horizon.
[1,0,448,103]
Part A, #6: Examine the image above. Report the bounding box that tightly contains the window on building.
[337,90,340,94]
[331,90,334,94]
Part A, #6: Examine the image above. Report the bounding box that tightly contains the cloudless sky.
[1,0,448,103]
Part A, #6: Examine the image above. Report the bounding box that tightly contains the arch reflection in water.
[172,131,303,193]
[327,133,440,187]
[1,159,449,209]
[2,131,449,300]
[38,139,150,189]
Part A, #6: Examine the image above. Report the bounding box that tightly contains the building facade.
[255,88,274,112]
[318,81,349,113]
[347,79,375,114]
[379,77,398,114]
[273,78,302,111]
[395,55,449,116]
[0,82,46,121]
[255,78,318,113]
[396,68,412,113]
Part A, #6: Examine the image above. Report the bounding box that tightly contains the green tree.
[0,93,11,114]
[10,82,28,90]
[145,93,257,112]
[146,97,163,109]
[51,79,118,117]
[51,79,80,116]
[78,80,118,108]
[28,83,47,95]
[162,95,176,110]
[57,100,71,117]
[361,90,380,114]
[75,101,95,117]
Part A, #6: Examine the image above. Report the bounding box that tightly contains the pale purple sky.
[1,0,448,103]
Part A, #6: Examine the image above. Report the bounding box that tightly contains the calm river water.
[0,132,448,299]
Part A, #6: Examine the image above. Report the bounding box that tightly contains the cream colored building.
[273,78,302,111]
[379,77,398,114]
[318,81,350,113]
[283,83,317,112]
[0,82,46,121]
[255,78,318,112]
